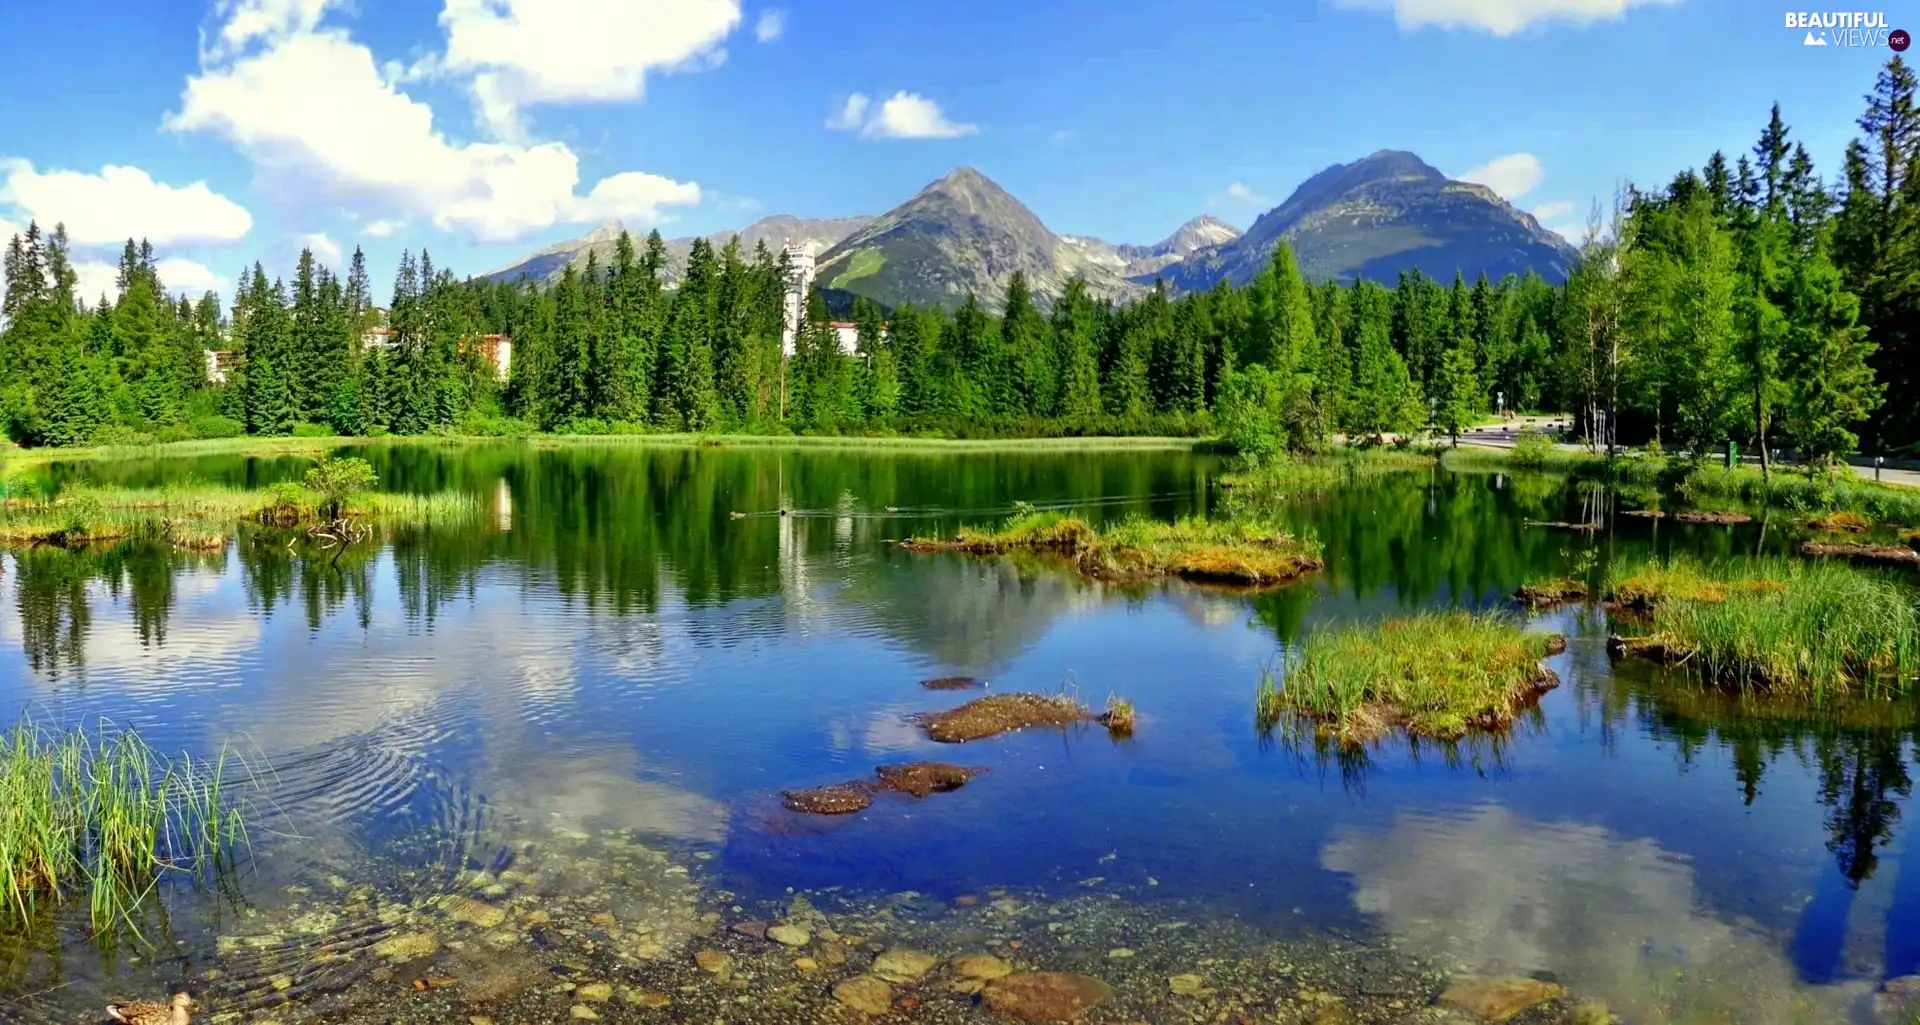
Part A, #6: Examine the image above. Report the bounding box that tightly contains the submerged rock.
[766,922,811,947]
[922,675,987,690]
[1801,540,1920,566]
[833,974,894,1016]
[372,931,440,961]
[1674,510,1752,525]
[914,693,1091,743]
[1437,975,1567,1022]
[954,954,1014,980]
[782,782,874,815]
[872,947,941,983]
[874,761,980,797]
[981,971,1113,1021]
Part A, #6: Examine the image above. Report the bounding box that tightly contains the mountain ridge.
[484,154,1576,305]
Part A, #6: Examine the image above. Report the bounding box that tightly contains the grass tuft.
[908,512,1322,588]
[0,720,254,931]
[1601,557,1920,696]
[0,481,476,549]
[1101,695,1136,736]
[1256,610,1562,745]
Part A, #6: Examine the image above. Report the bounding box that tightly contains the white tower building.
[780,242,816,357]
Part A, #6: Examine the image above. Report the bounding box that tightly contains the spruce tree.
[1000,271,1054,417]
[1051,279,1103,424]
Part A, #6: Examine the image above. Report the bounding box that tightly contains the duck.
[106,991,197,1025]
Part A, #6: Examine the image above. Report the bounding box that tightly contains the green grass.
[830,249,887,288]
[908,511,1323,587]
[1219,450,1436,494]
[1604,557,1920,696]
[0,720,253,931]
[0,480,477,549]
[1256,610,1563,744]
[1678,464,1920,526]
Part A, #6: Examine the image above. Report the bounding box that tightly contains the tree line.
[1,58,1913,461]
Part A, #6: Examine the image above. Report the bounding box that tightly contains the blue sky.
[0,0,1902,304]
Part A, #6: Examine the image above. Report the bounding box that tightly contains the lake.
[1,441,1914,1024]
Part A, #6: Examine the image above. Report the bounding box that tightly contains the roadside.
[1451,421,1920,490]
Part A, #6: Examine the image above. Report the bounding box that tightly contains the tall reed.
[0,721,253,930]
[1635,560,1920,696]
[1257,610,1561,743]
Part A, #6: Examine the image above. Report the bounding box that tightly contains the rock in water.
[954,954,1014,980]
[981,971,1113,1021]
[766,922,811,947]
[1438,976,1567,1022]
[872,948,941,983]
[782,782,873,814]
[832,975,894,1016]
[874,762,978,797]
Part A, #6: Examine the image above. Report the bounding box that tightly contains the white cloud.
[1531,200,1574,221]
[155,257,232,296]
[1210,180,1273,210]
[828,91,976,140]
[826,92,870,131]
[361,218,405,238]
[434,0,740,141]
[1457,153,1545,200]
[299,231,342,266]
[754,8,785,42]
[0,159,253,247]
[0,217,20,244]
[72,262,121,305]
[167,5,704,243]
[1335,0,1680,36]
[68,257,232,303]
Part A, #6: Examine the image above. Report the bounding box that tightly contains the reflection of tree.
[1583,663,1920,887]
[13,549,92,678]
[1816,731,1911,887]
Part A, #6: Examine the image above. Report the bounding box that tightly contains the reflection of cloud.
[477,745,727,844]
[81,615,263,672]
[1321,805,1865,1023]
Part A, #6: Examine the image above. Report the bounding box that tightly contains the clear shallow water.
[1,443,1915,1022]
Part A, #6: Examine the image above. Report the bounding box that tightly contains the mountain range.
[485,151,1576,309]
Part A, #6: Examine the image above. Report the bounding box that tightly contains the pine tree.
[240,266,296,435]
[1431,342,1479,445]
[854,297,896,422]
[1832,57,1919,451]
[891,302,933,420]
[1782,247,1880,468]
[659,238,718,429]
[1051,279,1102,423]
[1000,272,1054,417]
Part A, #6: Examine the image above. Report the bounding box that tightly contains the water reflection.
[1321,804,1869,1022]
[0,445,1915,1019]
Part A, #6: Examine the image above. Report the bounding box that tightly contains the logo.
[1786,11,1895,48]
[1893,28,1912,50]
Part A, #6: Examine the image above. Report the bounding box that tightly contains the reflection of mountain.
[1321,805,1868,1022]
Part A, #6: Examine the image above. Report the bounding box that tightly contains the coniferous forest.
[1,58,1914,460]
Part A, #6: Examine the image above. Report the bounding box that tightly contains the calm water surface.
[1,442,1915,1022]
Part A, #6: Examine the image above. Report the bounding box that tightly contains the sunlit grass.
[1256,610,1563,745]
[1607,558,1920,696]
[0,720,253,932]
[0,481,477,549]
[1219,450,1436,493]
[909,511,1323,587]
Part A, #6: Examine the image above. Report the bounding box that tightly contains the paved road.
[1453,423,1920,489]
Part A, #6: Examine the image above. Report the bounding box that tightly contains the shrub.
[304,456,379,518]
[290,421,335,438]
[190,415,246,439]
[1510,431,1554,470]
